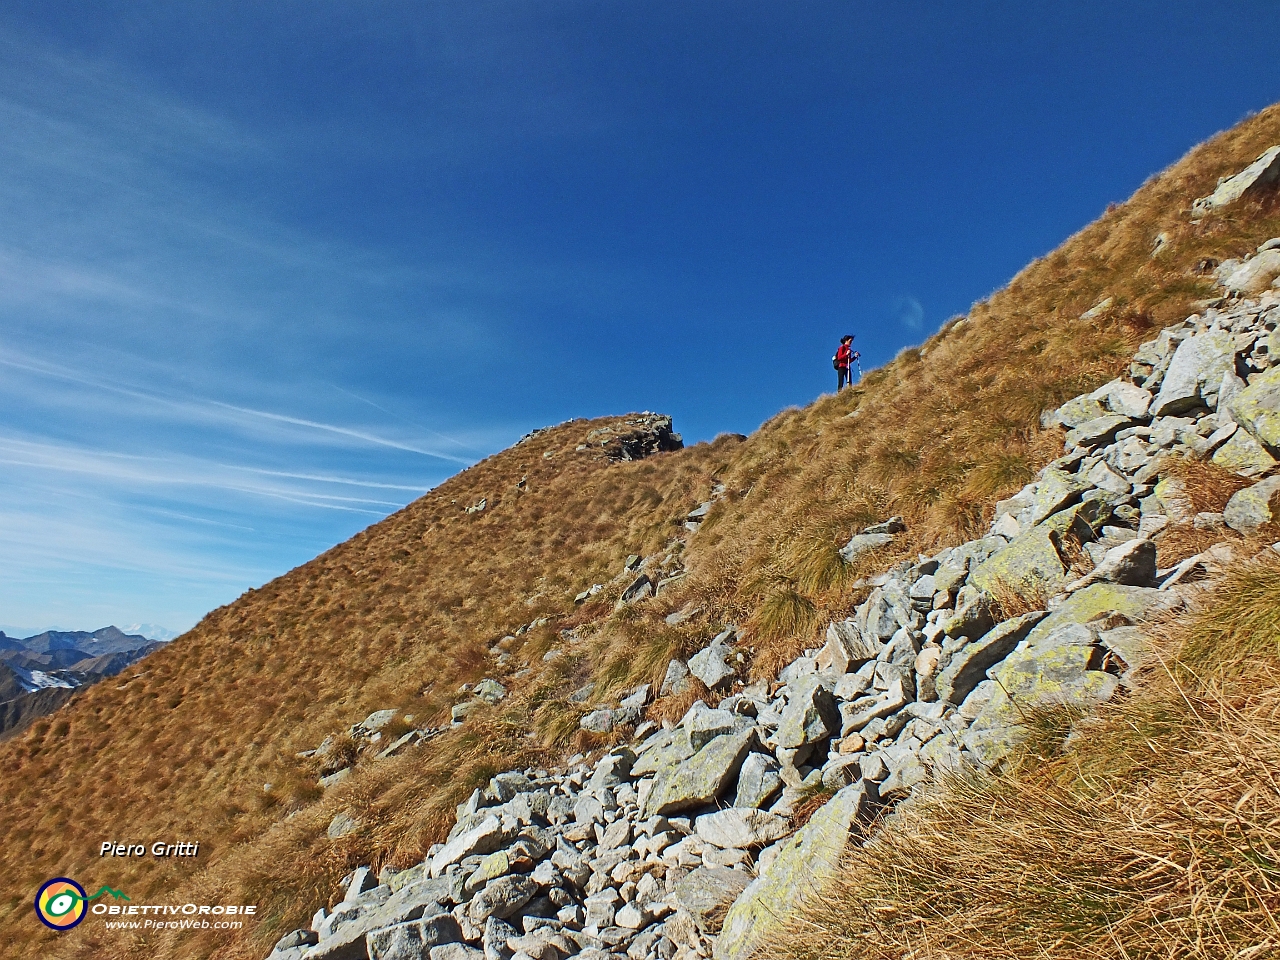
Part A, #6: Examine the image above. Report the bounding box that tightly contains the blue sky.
[0,2,1277,635]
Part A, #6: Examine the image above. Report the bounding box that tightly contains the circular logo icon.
[35,877,87,930]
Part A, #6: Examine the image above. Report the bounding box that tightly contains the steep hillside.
[4,102,1280,960]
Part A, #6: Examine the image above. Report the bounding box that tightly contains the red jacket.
[835,343,853,369]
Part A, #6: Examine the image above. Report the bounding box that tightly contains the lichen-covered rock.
[1025,469,1088,525]
[934,611,1047,706]
[714,783,875,960]
[1020,584,1167,652]
[1212,426,1278,477]
[631,728,696,777]
[1224,476,1280,532]
[643,731,754,817]
[970,526,1066,596]
[1230,365,1280,455]
[1053,394,1106,429]
[965,623,1118,765]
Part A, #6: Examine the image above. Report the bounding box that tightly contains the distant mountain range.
[0,627,167,738]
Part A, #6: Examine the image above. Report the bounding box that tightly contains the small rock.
[327,812,361,840]
[694,808,792,849]
[660,659,691,697]
[580,709,615,734]
[688,643,735,689]
[731,752,783,809]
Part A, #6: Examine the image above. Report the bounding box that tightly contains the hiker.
[833,335,859,390]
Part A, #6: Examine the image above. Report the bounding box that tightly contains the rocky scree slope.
[261,204,1280,957]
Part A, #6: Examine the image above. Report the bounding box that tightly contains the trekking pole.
[854,353,863,381]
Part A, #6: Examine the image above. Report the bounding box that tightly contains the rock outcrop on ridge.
[266,251,1280,959]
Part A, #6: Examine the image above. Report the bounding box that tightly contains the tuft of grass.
[986,577,1052,621]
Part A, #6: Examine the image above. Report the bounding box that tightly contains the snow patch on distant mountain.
[9,664,76,693]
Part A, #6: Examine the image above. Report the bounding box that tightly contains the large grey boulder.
[695,808,792,849]
[1224,476,1280,532]
[715,783,875,960]
[660,659,692,696]
[1192,146,1280,217]
[1151,331,1237,417]
[934,611,1047,706]
[643,730,754,817]
[775,675,840,749]
[1090,379,1153,419]
[580,709,616,733]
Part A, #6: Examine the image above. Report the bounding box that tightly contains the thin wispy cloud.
[892,296,925,331]
[0,32,523,632]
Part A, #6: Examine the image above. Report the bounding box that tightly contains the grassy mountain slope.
[3,102,1280,960]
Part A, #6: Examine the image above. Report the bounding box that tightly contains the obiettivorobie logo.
[35,878,130,930]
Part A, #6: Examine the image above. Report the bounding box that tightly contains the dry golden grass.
[775,554,1280,960]
[2,103,1280,960]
